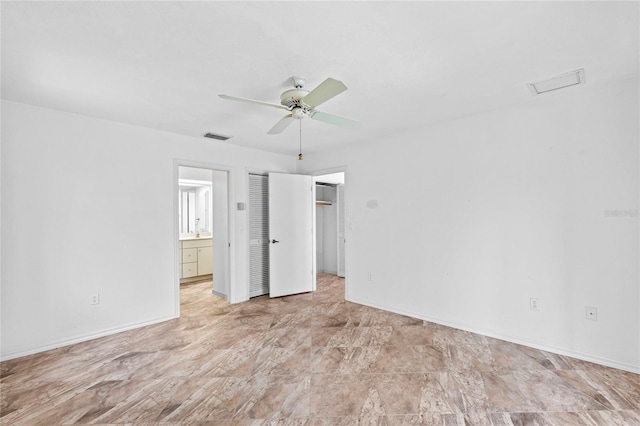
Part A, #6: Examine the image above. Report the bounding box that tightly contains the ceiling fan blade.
[218,94,289,110]
[267,115,296,134]
[310,111,359,128]
[301,78,347,108]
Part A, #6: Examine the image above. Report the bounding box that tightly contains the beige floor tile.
[2,273,638,425]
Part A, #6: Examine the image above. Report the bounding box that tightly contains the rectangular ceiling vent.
[203,132,232,141]
[528,68,585,95]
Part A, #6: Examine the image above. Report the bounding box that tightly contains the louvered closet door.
[249,174,270,297]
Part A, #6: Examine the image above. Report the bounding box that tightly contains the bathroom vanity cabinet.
[180,237,213,280]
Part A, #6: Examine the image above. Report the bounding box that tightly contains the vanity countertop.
[180,235,212,241]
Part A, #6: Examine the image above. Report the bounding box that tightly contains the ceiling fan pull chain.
[298,119,303,161]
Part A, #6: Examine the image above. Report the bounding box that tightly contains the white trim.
[346,296,640,374]
[0,315,178,362]
[308,165,349,179]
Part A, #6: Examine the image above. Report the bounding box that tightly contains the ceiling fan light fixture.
[291,108,307,119]
[528,68,585,95]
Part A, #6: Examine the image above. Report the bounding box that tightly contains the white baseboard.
[212,290,228,299]
[345,296,640,374]
[180,274,212,284]
[0,314,178,362]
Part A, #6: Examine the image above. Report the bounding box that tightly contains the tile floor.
[1,274,639,425]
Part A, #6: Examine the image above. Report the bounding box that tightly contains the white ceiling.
[2,2,638,157]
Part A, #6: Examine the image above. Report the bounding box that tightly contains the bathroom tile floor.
[1,274,639,425]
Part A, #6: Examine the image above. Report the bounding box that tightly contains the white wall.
[1,100,296,360]
[299,79,639,372]
[179,167,213,181]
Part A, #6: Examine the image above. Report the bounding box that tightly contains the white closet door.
[337,184,346,278]
[269,173,314,298]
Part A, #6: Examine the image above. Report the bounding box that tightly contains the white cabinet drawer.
[182,248,197,263]
[182,262,198,278]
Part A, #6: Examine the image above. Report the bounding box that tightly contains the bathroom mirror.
[179,180,211,235]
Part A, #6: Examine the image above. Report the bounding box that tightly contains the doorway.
[314,172,346,279]
[176,165,230,310]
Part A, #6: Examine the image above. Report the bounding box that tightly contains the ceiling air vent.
[528,68,585,95]
[203,132,232,141]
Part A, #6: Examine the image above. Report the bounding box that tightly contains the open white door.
[268,173,314,298]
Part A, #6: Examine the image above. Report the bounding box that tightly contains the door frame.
[173,159,235,316]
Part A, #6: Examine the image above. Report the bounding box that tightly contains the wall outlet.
[530,298,539,311]
[91,293,100,305]
[585,306,597,321]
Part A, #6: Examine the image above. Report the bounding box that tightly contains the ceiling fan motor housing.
[280,88,309,108]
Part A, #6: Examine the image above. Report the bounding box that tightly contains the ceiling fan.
[219,76,359,135]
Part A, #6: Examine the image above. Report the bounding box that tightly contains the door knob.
[271,239,279,244]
